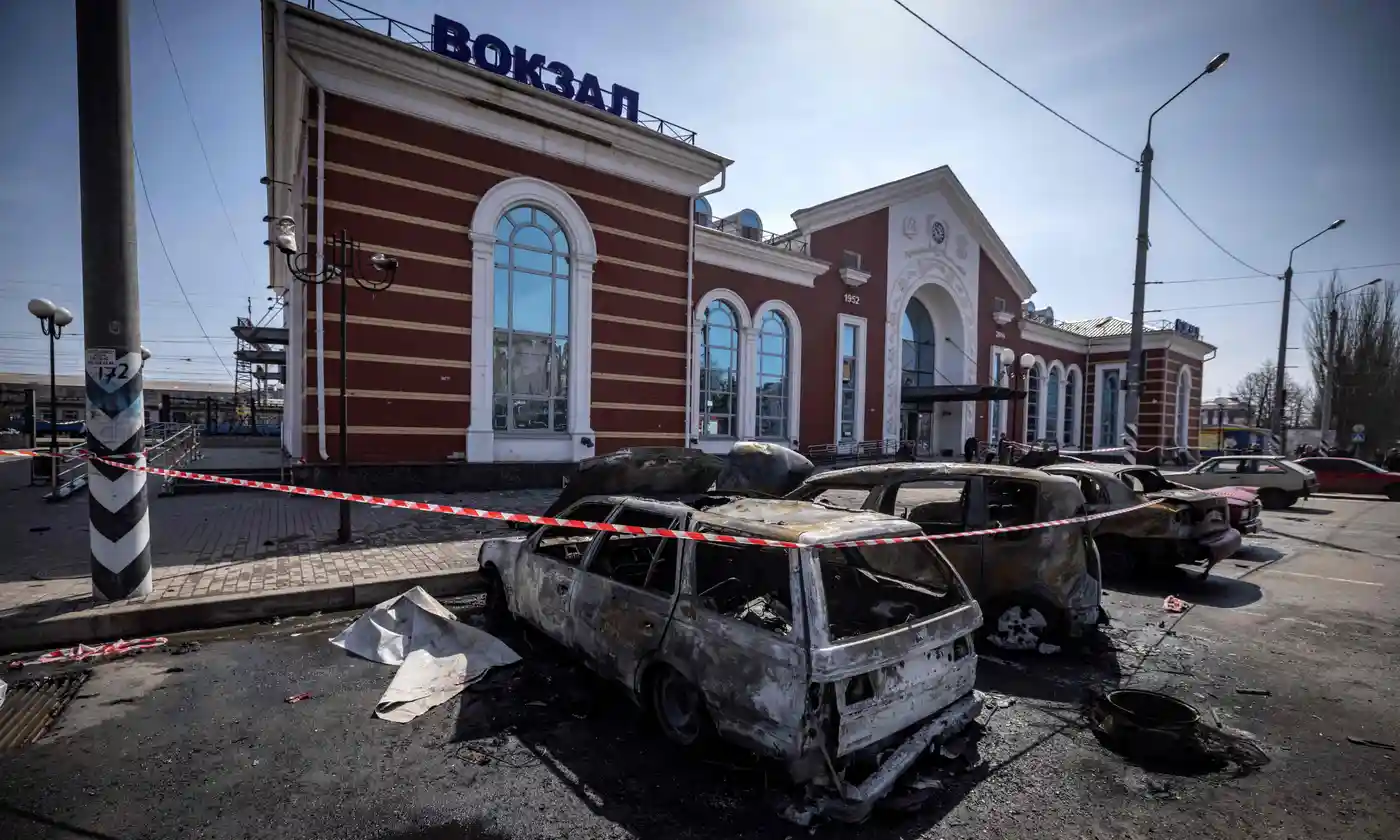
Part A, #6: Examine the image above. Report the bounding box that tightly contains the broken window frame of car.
[784,463,1104,652]
[476,492,985,823]
[1044,462,1241,577]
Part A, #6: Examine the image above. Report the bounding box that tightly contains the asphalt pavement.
[1,495,1396,840]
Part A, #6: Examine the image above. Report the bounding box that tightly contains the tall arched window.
[1064,369,1079,447]
[1100,370,1121,447]
[1174,367,1192,447]
[700,300,740,437]
[1025,363,1042,441]
[989,350,1005,439]
[492,206,570,432]
[1046,366,1062,444]
[901,301,937,386]
[755,310,790,440]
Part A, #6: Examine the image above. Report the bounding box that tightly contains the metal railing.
[805,439,908,466]
[43,442,88,501]
[146,423,203,495]
[697,217,810,255]
[299,0,698,144]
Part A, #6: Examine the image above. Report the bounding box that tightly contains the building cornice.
[281,2,729,196]
[790,166,1035,302]
[1017,318,1217,360]
[694,227,829,288]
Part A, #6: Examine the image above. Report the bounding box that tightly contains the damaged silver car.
[478,492,985,823]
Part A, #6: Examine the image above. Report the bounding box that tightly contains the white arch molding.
[753,299,803,447]
[1174,364,1193,448]
[466,176,599,463]
[690,288,753,455]
[885,275,976,454]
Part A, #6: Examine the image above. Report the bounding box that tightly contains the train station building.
[261,0,1215,472]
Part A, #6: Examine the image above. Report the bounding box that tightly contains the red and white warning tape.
[0,449,1211,550]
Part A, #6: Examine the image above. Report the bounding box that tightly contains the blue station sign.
[431,14,641,124]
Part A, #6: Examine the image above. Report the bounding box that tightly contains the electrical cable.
[1150,262,1400,286]
[134,145,235,381]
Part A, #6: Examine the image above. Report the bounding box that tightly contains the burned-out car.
[478,492,985,823]
[1042,463,1241,577]
[786,463,1103,652]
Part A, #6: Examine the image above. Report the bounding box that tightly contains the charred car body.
[478,482,985,822]
[786,463,1103,652]
[1043,463,1241,577]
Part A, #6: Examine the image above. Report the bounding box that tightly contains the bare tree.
[1306,274,1400,452]
[1231,360,1277,427]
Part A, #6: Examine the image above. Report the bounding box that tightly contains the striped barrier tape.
[0,449,1217,550]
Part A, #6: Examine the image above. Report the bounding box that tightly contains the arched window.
[1100,370,1121,447]
[1174,367,1192,447]
[1046,366,1062,444]
[989,350,1005,439]
[1064,369,1079,447]
[694,196,712,226]
[901,301,937,387]
[700,300,740,437]
[1025,363,1042,441]
[492,205,570,432]
[755,310,790,439]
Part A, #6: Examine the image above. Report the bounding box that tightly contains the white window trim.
[1093,362,1127,449]
[690,288,752,456]
[836,314,867,445]
[1174,364,1193,447]
[1024,357,1047,442]
[467,176,598,463]
[1045,360,1065,445]
[752,299,803,447]
[988,344,1009,440]
[1064,363,1084,449]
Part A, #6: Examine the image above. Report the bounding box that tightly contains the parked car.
[784,463,1103,652]
[1162,455,1317,509]
[1208,485,1264,536]
[1043,463,1240,578]
[478,492,984,823]
[1295,457,1400,501]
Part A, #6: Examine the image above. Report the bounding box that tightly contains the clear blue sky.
[2,0,1397,398]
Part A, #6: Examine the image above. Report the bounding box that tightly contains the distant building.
[0,372,246,429]
[1200,397,1253,428]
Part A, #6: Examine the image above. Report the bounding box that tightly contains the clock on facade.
[931,220,947,245]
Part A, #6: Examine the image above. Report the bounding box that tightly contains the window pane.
[552,398,568,432]
[513,399,551,430]
[493,268,510,327]
[492,330,509,392]
[511,247,552,274]
[552,230,569,253]
[507,207,532,225]
[511,337,550,396]
[842,324,857,356]
[492,396,509,431]
[494,217,512,240]
[494,244,510,267]
[553,279,570,337]
[510,272,552,334]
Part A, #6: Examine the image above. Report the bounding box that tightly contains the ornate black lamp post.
[28,298,75,494]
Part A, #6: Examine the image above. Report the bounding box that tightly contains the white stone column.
[738,325,758,440]
[568,254,598,461]
[466,232,496,463]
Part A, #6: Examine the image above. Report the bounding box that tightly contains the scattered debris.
[1088,688,1269,776]
[1346,736,1396,751]
[331,586,520,723]
[1236,687,1272,697]
[1163,595,1191,613]
[166,641,202,656]
[285,692,314,704]
[979,654,1027,671]
[22,637,168,666]
[1037,642,1062,655]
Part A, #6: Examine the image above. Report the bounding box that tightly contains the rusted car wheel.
[1257,488,1291,510]
[983,602,1055,652]
[649,666,712,747]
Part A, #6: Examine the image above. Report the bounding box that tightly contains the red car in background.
[1208,485,1264,535]
[1295,457,1400,501]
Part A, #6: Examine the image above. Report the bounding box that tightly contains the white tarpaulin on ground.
[331,586,521,723]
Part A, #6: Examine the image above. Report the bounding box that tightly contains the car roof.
[1043,462,1142,476]
[1208,454,1286,460]
[802,461,1075,488]
[569,494,924,546]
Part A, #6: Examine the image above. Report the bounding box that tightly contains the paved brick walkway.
[0,479,560,630]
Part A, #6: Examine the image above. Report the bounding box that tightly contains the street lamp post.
[1125,53,1229,450]
[1319,277,1382,449]
[1272,219,1346,450]
[996,348,1035,462]
[28,298,75,495]
[270,217,398,544]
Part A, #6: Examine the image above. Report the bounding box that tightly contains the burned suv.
[787,463,1103,653]
[478,492,984,823]
[1043,462,1241,577]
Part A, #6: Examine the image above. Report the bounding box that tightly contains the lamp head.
[369,253,399,273]
[1328,219,1345,230]
[52,306,74,327]
[1205,53,1229,73]
[27,298,56,320]
[272,216,299,256]
[1019,352,1036,370]
[140,346,152,361]
[998,347,1015,367]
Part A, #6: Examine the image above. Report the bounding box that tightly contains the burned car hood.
[1146,487,1222,507]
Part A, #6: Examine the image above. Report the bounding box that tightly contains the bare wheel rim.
[655,670,703,744]
[989,605,1049,651]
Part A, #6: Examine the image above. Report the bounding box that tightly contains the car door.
[1197,458,1245,488]
[517,500,618,648]
[568,505,683,689]
[877,477,985,595]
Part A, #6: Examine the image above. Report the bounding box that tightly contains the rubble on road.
[331,586,520,723]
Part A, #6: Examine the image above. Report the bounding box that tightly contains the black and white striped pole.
[76,0,151,600]
[1122,422,1139,465]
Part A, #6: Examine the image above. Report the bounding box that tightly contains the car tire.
[648,666,714,748]
[1386,484,1400,502]
[482,564,512,628]
[980,595,1064,653]
[1257,488,1290,510]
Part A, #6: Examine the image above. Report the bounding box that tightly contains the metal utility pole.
[76,0,152,601]
[1125,53,1229,457]
[1318,277,1382,448]
[1272,220,1346,451]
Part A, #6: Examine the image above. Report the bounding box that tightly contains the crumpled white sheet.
[0,677,6,711]
[331,586,521,723]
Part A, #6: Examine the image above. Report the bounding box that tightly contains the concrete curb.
[0,569,484,655]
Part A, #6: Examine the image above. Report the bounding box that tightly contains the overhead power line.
[1147,294,1326,315]
[1150,262,1400,286]
[134,145,234,381]
[887,0,1270,277]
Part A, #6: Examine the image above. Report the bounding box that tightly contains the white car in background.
[1163,455,1318,509]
